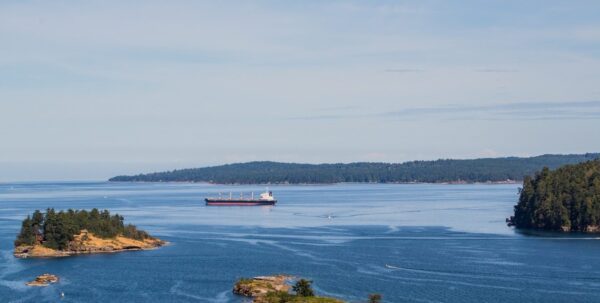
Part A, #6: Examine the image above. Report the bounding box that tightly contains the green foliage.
[264,291,296,303]
[369,293,382,303]
[14,216,37,247]
[14,208,152,250]
[109,154,600,184]
[511,160,600,232]
[293,279,315,297]
[263,291,343,303]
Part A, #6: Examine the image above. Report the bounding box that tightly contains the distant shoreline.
[108,154,598,184]
[108,180,521,185]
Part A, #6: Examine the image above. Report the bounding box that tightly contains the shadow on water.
[513,227,600,239]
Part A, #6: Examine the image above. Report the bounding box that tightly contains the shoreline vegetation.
[109,153,598,184]
[14,209,164,258]
[233,275,361,303]
[509,159,600,233]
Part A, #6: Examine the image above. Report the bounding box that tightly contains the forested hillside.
[510,159,600,232]
[109,153,599,184]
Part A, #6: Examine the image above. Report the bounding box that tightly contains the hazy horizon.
[1,152,598,182]
[2,1,600,181]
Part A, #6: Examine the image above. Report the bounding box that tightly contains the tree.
[14,216,36,246]
[292,279,314,297]
[512,160,600,232]
[369,293,382,303]
[109,154,600,184]
[43,208,60,249]
[14,208,153,250]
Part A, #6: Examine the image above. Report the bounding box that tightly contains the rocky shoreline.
[26,274,59,287]
[233,275,293,298]
[233,275,344,303]
[14,230,164,258]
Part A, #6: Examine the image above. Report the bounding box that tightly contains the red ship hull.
[205,198,276,206]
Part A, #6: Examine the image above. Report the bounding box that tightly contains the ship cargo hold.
[205,190,277,206]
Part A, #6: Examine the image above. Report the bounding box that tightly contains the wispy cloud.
[384,68,424,73]
[474,68,519,73]
[289,101,600,121]
[383,101,600,120]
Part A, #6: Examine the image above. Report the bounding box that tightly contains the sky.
[1,0,600,181]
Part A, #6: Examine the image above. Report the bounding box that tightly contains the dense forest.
[510,160,600,232]
[15,208,152,250]
[110,153,599,184]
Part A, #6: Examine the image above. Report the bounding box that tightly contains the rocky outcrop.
[26,274,59,287]
[232,275,345,303]
[233,275,292,299]
[14,230,165,258]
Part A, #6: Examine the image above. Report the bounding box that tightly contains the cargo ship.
[205,190,277,206]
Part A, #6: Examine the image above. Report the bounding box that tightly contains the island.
[109,153,599,184]
[14,208,164,258]
[509,159,600,232]
[233,275,345,303]
[26,274,59,287]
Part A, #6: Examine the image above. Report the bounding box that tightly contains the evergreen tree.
[14,208,153,250]
[109,154,600,184]
[511,160,600,232]
[369,294,382,303]
[292,279,314,297]
[14,216,36,246]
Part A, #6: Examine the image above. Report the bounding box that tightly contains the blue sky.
[1,1,600,181]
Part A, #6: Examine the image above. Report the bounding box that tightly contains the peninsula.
[14,208,164,258]
[109,153,599,184]
[509,159,600,232]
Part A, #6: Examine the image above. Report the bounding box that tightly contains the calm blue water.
[1,182,600,302]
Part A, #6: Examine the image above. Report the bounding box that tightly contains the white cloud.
[0,0,600,180]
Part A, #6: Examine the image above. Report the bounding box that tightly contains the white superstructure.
[259,190,275,201]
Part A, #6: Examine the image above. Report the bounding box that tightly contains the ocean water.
[1,182,600,302]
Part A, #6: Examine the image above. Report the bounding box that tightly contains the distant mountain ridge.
[109,153,600,184]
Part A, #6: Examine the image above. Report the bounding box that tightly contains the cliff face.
[14,230,164,258]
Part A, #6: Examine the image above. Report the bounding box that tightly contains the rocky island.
[26,274,59,287]
[14,208,164,258]
[233,275,345,303]
[509,159,600,232]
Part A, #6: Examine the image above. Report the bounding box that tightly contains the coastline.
[107,180,521,185]
[14,230,165,259]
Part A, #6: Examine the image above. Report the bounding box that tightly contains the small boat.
[205,189,277,206]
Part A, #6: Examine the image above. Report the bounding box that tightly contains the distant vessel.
[205,189,277,206]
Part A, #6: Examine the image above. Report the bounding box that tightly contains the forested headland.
[510,159,600,232]
[109,153,599,184]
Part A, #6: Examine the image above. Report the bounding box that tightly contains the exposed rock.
[233,275,292,299]
[14,230,165,258]
[233,275,345,303]
[26,274,59,287]
[586,225,600,232]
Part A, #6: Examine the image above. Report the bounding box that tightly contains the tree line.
[109,153,599,184]
[511,159,600,232]
[15,208,152,250]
